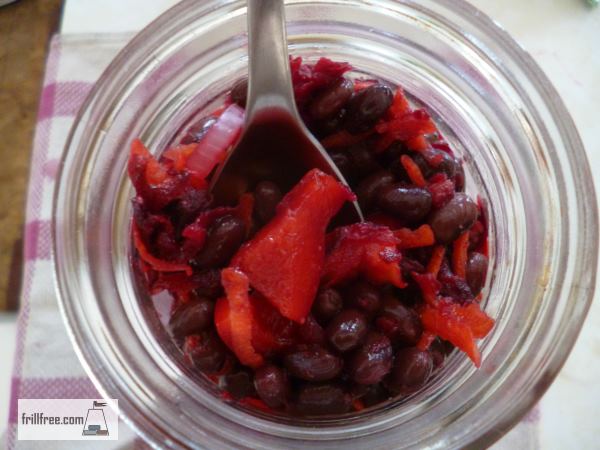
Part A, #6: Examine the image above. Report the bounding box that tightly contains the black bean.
[254,181,282,224]
[295,384,351,415]
[309,78,354,120]
[315,109,347,137]
[180,116,217,145]
[346,281,382,315]
[434,151,465,191]
[224,371,256,399]
[348,144,381,179]
[326,310,368,353]
[194,215,245,268]
[284,348,343,381]
[356,171,395,211]
[438,261,473,302]
[360,383,390,407]
[183,332,226,373]
[466,252,488,295]
[429,338,453,369]
[192,269,224,298]
[329,150,355,180]
[375,297,422,345]
[254,365,288,408]
[385,347,433,394]
[377,184,432,223]
[454,161,465,191]
[349,332,393,385]
[298,315,326,345]
[169,298,214,339]
[312,288,343,324]
[231,78,248,107]
[345,84,393,133]
[380,141,407,165]
[429,193,478,244]
[174,187,212,226]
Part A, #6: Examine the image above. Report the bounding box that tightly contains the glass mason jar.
[53,0,598,448]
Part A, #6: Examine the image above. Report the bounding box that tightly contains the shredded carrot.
[400,155,427,187]
[406,135,428,151]
[452,231,470,278]
[132,224,192,275]
[162,143,198,172]
[321,129,374,149]
[395,224,435,249]
[427,245,446,277]
[389,89,411,117]
[353,399,365,411]
[416,331,436,351]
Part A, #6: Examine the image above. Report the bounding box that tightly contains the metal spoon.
[210,0,363,221]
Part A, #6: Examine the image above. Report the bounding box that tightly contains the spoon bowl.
[210,0,363,220]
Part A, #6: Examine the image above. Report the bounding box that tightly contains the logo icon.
[82,401,109,436]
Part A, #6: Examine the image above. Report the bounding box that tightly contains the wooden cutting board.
[0,0,62,310]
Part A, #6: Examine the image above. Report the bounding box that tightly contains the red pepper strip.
[352,399,365,411]
[400,155,427,188]
[215,268,264,368]
[394,224,435,249]
[233,169,354,323]
[455,302,495,339]
[420,300,494,367]
[452,231,470,279]
[132,223,192,275]
[411,271,441,306]
[420,304,481,367]
[427,245,446,277]
[406,135,428,151]
[162,143,198,172]
[321,129,374,149]
[416,331,436,351]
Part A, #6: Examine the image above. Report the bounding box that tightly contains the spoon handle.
[246,0,299,121]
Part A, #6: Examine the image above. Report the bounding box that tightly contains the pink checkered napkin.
[3,34,148,450]
[3,33,540,450]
